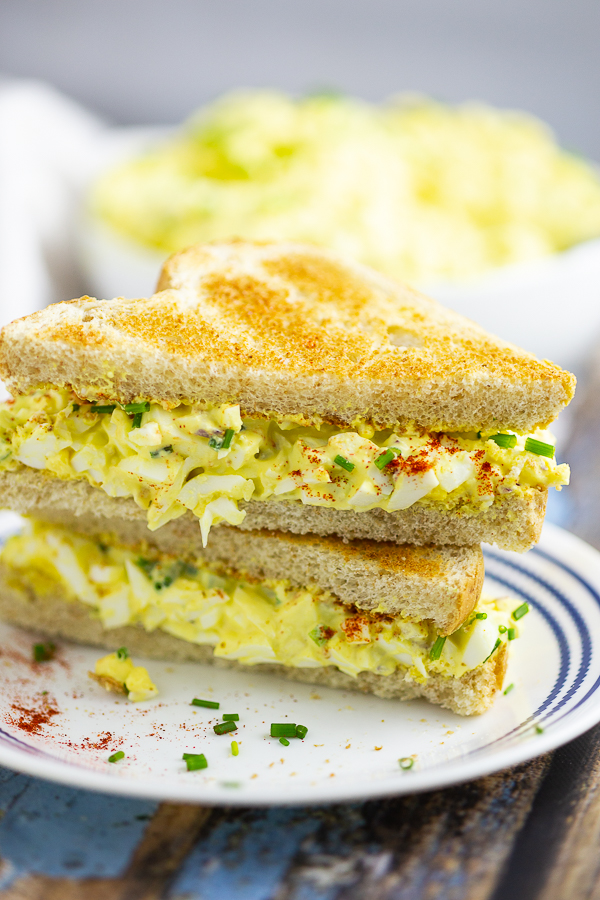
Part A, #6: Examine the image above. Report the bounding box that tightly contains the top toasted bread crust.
[0,240,575,431]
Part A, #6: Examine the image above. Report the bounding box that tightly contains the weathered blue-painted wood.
[0,766,156,887]
[169,807,329,900]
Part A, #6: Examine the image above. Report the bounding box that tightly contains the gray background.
[1,0,598,159]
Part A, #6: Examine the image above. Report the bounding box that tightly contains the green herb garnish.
[183,752,208,771]
[91,404,117,414]
[123,401,150,414]
[524,438,554,459]
[108,751,125,763]
[499,625,507,633]
[503,683,515,695]
[221,429,234,449]
[399,757,414,770]
[191,698,219,709]
[375,449,395,470]
[231,741,239,756]
[150,445,173,458]
[508,627,517,641]
[309,625,335,647]
[270,723,297,738]
[295,724,308,739]
[33,642,55,663]
[279,737,290,746]
[475,612,487,620]
[512,602,529,620]
[214,721,237,735]
[131,412,143,429]
[429,635,446,661]
[484,638,502,663]
[136,557,156,577]
[535,724,544,734]
[116,647,129,660]
[223,713,239,721]
[489,433,517,449]
[72,403,80,412]
[334,454,355,472]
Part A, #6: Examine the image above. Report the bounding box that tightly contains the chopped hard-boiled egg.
[91,650,158,702]
[4,520,520,683]
[0,390,569,545]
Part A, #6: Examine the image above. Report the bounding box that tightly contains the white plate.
[0,516,599,806]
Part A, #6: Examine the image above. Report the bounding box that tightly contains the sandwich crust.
[0,466,545,553]
[0,241,575,432]
[0,568,507,716]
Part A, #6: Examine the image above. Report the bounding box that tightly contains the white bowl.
[78,214,600,376]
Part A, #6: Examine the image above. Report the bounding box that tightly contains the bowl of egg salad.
[80,90,600,372]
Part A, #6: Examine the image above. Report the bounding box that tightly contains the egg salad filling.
[92,90,600,283]
[91,649,158,702]
[1,520,519,681]
[0,390,569,545]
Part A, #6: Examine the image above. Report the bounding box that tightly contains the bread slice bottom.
[0,564,507,716]
[0,468,546,552]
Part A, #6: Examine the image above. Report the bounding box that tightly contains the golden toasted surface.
[0,240,575,430]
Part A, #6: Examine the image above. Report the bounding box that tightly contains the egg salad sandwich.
[0,514,517,715]
[0,240,573,551]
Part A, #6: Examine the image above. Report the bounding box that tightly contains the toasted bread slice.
[0,241,574,433]
[0,467,544,554]
[0,567,507,716]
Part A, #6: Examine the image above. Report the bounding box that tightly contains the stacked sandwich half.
[0,241,575,714]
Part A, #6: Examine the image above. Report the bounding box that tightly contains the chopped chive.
[295,724,308,739]
[512,602,529,621]
[535,724,544,734]
[116,647,129,660]
[499,625,507,634]
[279,737,290,746]
[508,627,517,641]
[108,751,125,763]
[131,412,143,429]
[309,625,335,647]
[334,454,355,472]
[270,723,297,738]
[182,752,208,771]
[221,429,234,450]
[72,403,80,412]
[475,612,487,620]
[503,682,515,695]
[399,757,414,770]
[214,721,237,735]
[484,638,502,663]
[375,449,395,470]
[429,635,446,661]
[191,698,220,709]
[91,404,117,414]
[33,642,55,662]
[231,741,239,756]
[150,445,173,458]
[123,401,150,414]
[489,433,517,449]
[524,437,554,459]
[208,435,222,449]
[136,557,156,577]
[222,713,239,721]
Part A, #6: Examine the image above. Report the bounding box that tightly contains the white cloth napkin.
[0,79,153,328]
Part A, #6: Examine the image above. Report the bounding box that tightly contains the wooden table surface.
[1,375,599,900]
